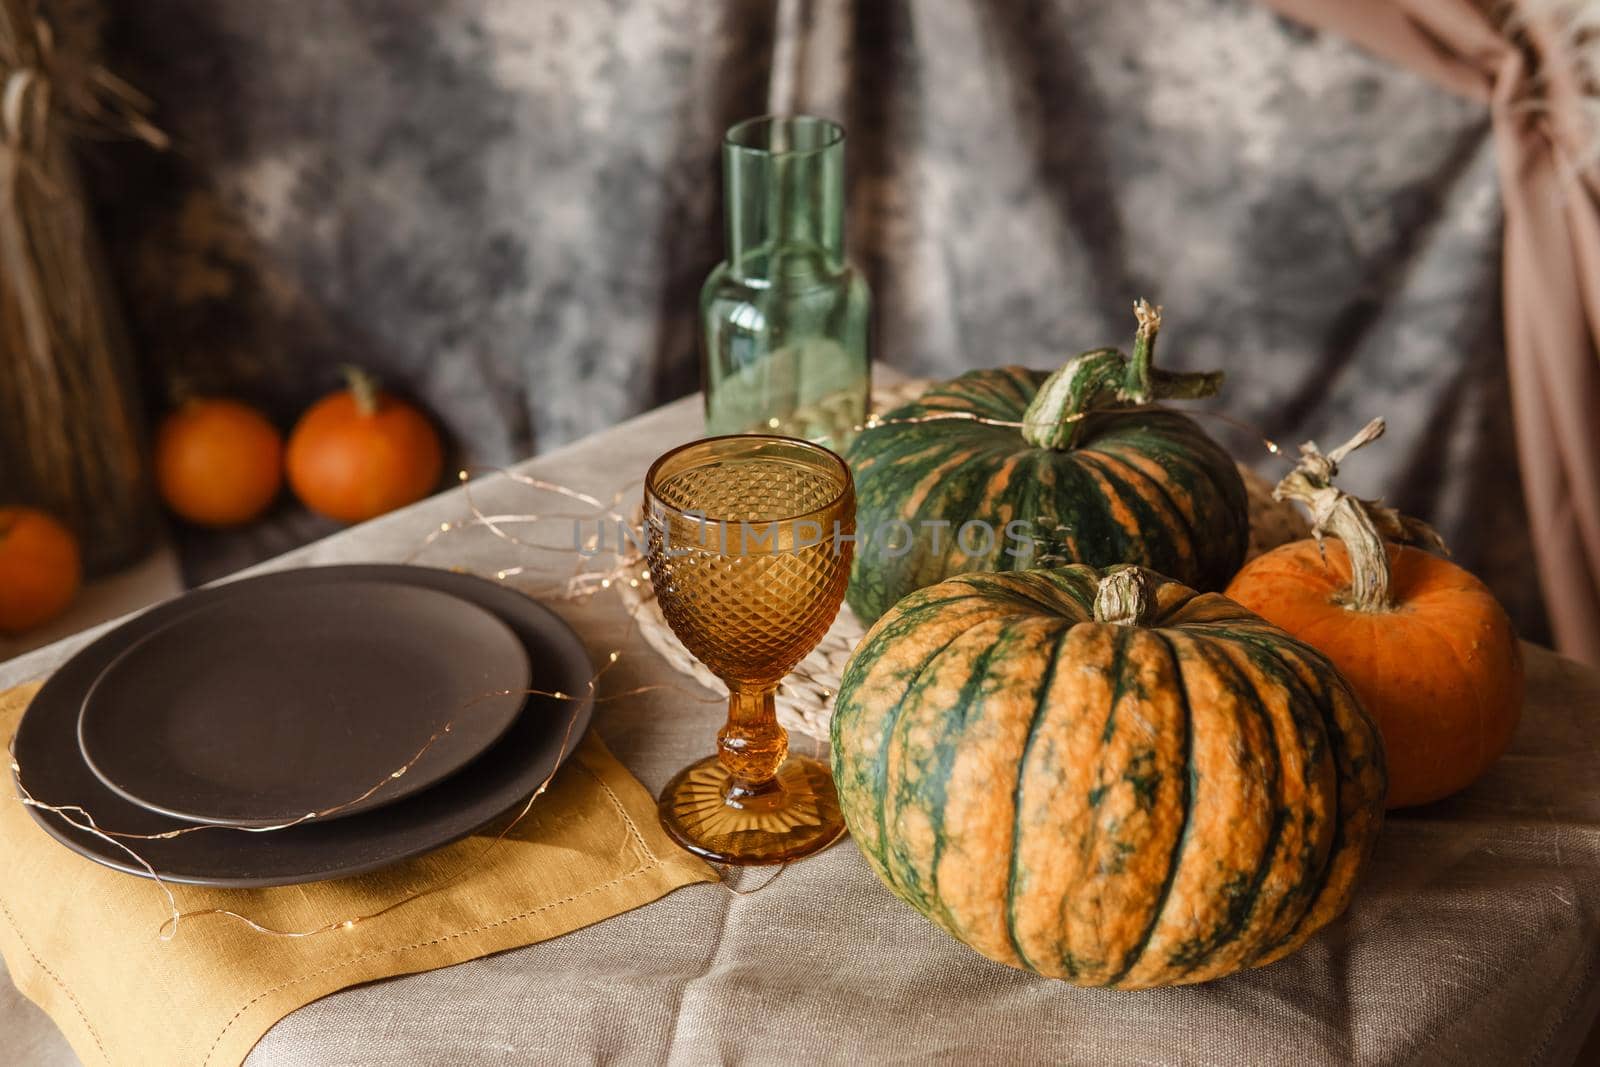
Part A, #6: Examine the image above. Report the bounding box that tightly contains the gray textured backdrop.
[81,0,1544,639]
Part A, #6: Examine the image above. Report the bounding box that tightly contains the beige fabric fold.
[0,682,716,1067]
[1261,0,1600,665]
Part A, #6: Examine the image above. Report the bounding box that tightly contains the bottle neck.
[723,116,846,282]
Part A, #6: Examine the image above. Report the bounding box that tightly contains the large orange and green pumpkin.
[831,564,1386,988]
[844,301,1248,625]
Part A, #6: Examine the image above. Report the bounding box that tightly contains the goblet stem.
[716,685,788,792]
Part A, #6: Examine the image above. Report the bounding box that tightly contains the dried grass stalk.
[0,0,161,573]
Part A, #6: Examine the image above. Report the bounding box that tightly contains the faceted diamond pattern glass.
[644,435,853,864]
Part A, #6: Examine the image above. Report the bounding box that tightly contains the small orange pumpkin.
[155,397,284,526]
[1226,418,1523,809]
[286,367,443,523]
[0,507,82,635]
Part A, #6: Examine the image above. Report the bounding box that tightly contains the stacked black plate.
[10,565,594,887]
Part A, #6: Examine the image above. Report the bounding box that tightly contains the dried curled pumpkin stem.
[1271,417,1447,613]
[341,364,381,417]
[1021,299,1225,450]
[1093,566,1159,626]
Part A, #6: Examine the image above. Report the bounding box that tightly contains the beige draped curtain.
[1261,0,1600,665]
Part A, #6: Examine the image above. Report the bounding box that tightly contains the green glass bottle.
[701,116,871,447]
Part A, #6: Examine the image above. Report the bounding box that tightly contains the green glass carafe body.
[701,116,871,447]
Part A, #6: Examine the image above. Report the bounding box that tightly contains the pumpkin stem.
[1126,298,1163,398]
[166,372,198,409]
[1093,566,1160,627]
[1271,417,1449,613]
[1020,299,1225,450]
[341,365,381,417]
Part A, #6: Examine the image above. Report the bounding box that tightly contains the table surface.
[5,393,1600,1066]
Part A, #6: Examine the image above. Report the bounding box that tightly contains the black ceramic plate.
[12,565,595,887]
[78,581,530,828]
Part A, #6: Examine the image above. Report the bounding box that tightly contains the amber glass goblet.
[644,434,854,864]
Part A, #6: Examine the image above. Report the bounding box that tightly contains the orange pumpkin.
[834,564,1387,987]
[0,507,82,635]
[286,367,443,523]
[155,398,284,526]
[1226,418,1523,809]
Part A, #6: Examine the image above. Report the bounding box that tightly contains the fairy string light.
[7,382,1293,941]
[151,657,612,940]
[15,684,569,844]
[10,644,727,941]
[409,390,1292,897]
[9,672,529,938]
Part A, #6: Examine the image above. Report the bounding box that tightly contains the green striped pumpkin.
[831,565,1386,989]
[844,302,1248,624]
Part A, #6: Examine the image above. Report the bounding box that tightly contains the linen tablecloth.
[5,393,1600,1065]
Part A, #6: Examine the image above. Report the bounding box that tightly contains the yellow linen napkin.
[0,683,715,1067]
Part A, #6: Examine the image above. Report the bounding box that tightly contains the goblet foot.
[658,755,846,864]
